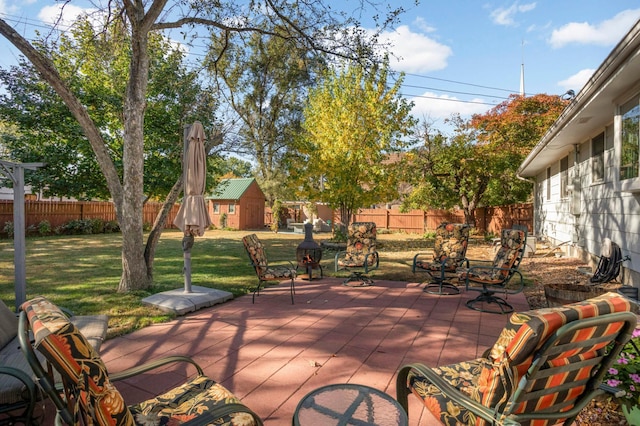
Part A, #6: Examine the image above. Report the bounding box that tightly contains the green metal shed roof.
[207,178,256,200]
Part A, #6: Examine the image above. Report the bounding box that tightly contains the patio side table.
[293,383,408,426]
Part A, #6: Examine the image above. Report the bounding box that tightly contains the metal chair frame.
[462,225,527,314]
[334,222,380,286]
[18,301,263,426]
[412,223,470,295]
[397,311,637,425]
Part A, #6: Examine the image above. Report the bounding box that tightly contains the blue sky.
[382,1,640,131]
[1,1,640,133]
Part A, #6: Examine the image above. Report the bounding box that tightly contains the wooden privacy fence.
[353,204,533,234]
[0,200,180,231]
[1,200,531,235]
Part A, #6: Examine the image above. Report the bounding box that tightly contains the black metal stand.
[424,280,460,295]
[297,262,323,281]
[343,272,374,287]
[466,290,514,314]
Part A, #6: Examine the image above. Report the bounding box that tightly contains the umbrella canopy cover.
[173,121,212,237]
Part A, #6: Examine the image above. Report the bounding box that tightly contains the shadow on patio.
[44,277,529,425]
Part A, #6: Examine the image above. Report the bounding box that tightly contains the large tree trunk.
[118,22,152,292]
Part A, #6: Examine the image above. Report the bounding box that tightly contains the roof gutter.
[517,19,640,178]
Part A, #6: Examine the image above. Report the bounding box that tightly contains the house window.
[591,132,605,183]
[620,94,639,181]
[213,203,220,214]
[229,204,236,214]
[560,156,569,198]
[546,167,551,200]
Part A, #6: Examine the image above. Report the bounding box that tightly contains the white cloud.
[0,0,20,15]
[490,2,537,27]
[412,17,437,33]
[409,92,491,123]
[380,25,452,73]
[37,3,96,27]
[557,68,595,92]
[549,9,640,48]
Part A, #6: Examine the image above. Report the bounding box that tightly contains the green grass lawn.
[0,229,498,337]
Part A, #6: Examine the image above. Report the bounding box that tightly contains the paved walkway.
[47,277,530,425]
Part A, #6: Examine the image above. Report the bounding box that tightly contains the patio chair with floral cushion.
[18,296,263,426]
[397,292,637,426]
[458,225,527,314]
[243,233,297,304]
[412,222,470,295]
[334,222,380,286]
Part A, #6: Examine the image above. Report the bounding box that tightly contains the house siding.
[532,120,640,285]
[520,20,640,287]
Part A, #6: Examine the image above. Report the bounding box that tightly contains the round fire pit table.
[293,383,408,426]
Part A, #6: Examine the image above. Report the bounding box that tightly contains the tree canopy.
[0,17,219,201]
[403,94,567,225]
[293,59,416,225]
[0,0,407,292]
[206,26,323,205]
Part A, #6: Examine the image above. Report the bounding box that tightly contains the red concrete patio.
[48,277,530,425]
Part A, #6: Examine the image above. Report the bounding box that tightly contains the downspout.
[517,174,537,236]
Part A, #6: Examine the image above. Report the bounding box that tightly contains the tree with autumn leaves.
[292,59,415,227]
[403,94,568,226]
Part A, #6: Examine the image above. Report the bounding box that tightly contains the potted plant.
[605,325,640,423]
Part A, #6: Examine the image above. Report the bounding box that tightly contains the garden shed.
[207,178,265,230]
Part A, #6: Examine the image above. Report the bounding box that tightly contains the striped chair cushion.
[23,297,261,426]
[408,292,632,426]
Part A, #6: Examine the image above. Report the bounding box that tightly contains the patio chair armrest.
[265,260,296,271]
[109,355,205,382]
[412,252,435,272]
[364,251,380,273]
[334,250,346,272]
[0,365,37,411]
[463,266,525,294]
[396,363,519,425]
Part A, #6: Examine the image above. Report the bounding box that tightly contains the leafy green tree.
[403,94,567,226]
[0,0,406,292]
[402,116,489,226]
[211,157,253,179]
[294,59,416,225]
[206,26,323,205]
[0,17,218,202]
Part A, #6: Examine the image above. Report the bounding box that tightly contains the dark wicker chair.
[397,292,637,426]
[412,222,470,295]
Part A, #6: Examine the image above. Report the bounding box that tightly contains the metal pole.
[182,125,192,293]
[13,166,26,310]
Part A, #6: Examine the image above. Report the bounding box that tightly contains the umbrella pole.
[182,234,195,293]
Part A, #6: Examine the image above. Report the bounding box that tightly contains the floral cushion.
[243,234,296,281]
[129,375,256,425]
[23,296,135,426]
[337,222,378,268]
[22,296,260,426]
[407,292,632,426]
[415,223,470,272]
[459,228,525,283]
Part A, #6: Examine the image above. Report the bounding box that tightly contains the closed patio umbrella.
[173,121,212,293]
